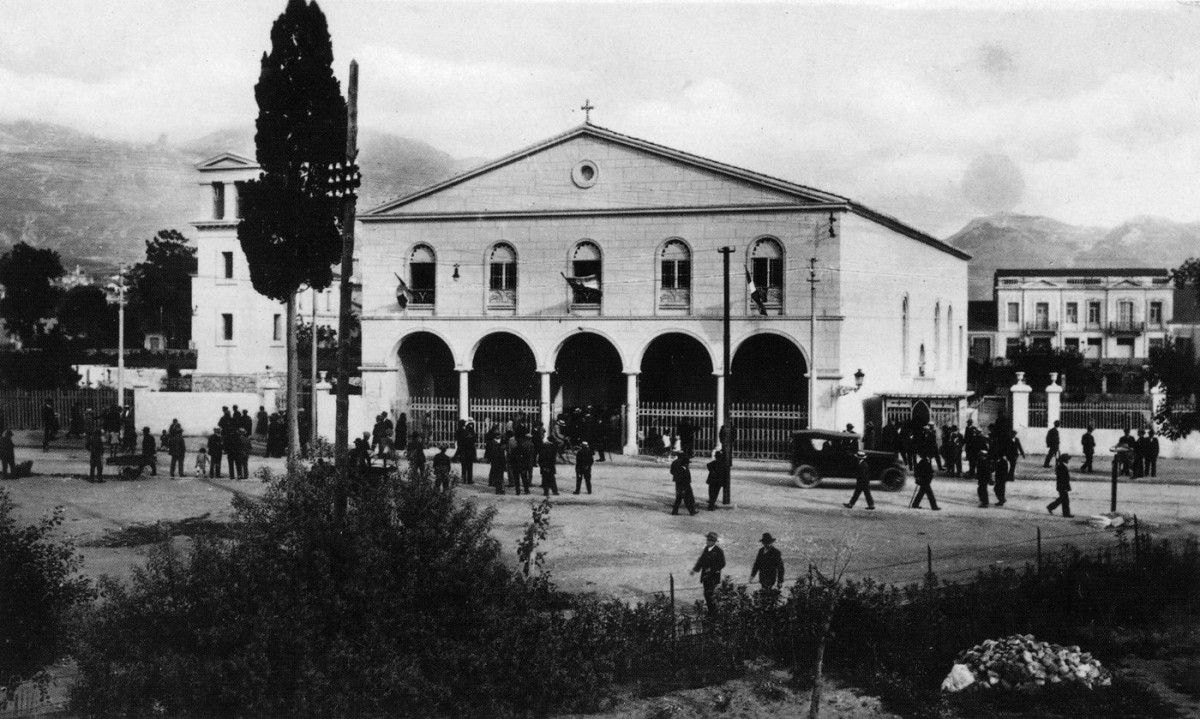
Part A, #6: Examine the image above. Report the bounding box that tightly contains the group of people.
[690,530,785,617]
[668,449,728,515]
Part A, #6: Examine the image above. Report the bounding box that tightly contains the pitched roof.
[994,268,1169,279]
[195,152,258,171]
[363,123,968,260]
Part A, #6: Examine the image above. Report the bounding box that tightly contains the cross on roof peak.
[581,99,594,123]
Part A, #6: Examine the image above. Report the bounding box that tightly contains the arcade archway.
[639,333,715,403]
[470,332,538,400]
[397,332,456,398]
[553,333,624,412]
[729,334,807,406]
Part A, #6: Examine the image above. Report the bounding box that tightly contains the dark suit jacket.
[693,545,725,588]
[750,545,784,587]
[1055,463,1072,492]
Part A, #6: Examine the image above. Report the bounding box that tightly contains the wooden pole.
[719,247,733,504]
[334,60,359,521]
[1036,527,1042,574]
[926,544,933,580]
[311,287,318,447]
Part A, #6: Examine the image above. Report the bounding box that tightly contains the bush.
[0,487,94,696]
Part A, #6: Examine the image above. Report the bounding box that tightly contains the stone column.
[1010,371,1031,430]
[457,369,470,420]
[1046,372,1063,427]
[624,372,639,455]
[539,371,553,430]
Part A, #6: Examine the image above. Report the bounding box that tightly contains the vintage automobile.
[789,429,907,491]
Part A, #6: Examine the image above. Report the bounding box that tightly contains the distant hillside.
[0,121,461,272]
[945,213,1200,299]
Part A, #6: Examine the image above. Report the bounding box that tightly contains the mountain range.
[0,121,468,272]
[0,121,1196,293]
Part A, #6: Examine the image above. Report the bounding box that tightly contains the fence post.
[1010,372,1031,433]
[1046,373,1063,427]
[1036,527,1042,574]
[926,544,933,582]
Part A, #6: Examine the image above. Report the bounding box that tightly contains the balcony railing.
[1022,321,1058,334]
[1106,321,1144,335]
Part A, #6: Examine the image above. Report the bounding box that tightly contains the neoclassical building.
[357,124,970,454]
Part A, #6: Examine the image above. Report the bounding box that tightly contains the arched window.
[488,243,517,308]
[947,306,954,367]
[934,303,941,371]
[919,343,926,377]
[901,297,910,374]
[409,245,436,306]
[659,239,691,310]
[750,237,783,312]
[570,241,602,305]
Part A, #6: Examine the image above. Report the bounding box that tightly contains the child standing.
[194,446,209,477]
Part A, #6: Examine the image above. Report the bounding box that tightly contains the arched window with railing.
[569,240,602,306]
[749,237,784,313]
[659,238,691,311]
[488,242,517,309]
[408,244,436,306]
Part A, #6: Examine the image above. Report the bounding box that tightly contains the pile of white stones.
[942,634,1113,692]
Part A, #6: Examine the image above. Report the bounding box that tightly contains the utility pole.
[718,246,735,504]
[116,264,126,408]
[334,60,360,521]
[807,258,818,428]
[311,286,318,447]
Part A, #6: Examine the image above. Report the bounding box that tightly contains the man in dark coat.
[537,438,559,496]
[1043,420,1061,468]
[1117,428,1136,476]
[140,427,157,477]
[455,418,477,484]
[993,451,1011,507]
[749,532,784,591]
[945,425,964,477]
[167,428,187,478]
[1133,428,1149,478]
[677,417,696,460]
[1005,430,1025,482]
[574,440,594,494]
[842,453,874,510]
[705,450,728,511]
[670,451,697,515]
[1145,429,1160,478]
[84,429,105,482]
[963,419,981,477]
[1046,453,1074,517]
[0,429,16,479]
[486,431,507,494]
[910,453,939,510]
[41,399,59,452]
[1080,425,1096,473]
[976,448,993,507]
[880,420,899,457]
[691,531,725,618]
[222,414,239,478]
[255,406,269,437]
[207,428,224,478]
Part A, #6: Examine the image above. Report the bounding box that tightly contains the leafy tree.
[56,285,117,349]
[237,0,347,462]
[0,487,94,697]
[0,242,65,345]
[126,230,197,348]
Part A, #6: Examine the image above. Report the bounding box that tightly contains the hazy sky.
[3,0,1200,237]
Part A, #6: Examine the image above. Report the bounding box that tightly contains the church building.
[357,123,970,456]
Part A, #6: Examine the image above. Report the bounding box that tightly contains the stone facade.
[357,124,971,449]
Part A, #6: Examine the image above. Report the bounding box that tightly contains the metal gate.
[406,396,457,445]
[729,403,807,459]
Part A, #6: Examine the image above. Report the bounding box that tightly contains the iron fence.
[469,398,539,432]
[1059,399,1152,431]
[637,401,717,456]
[0,388,133,431]
[729,403,808,459]
[1029,396,1047,428]
[406,396,458,446]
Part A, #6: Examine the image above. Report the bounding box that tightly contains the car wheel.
[879,467,906,491]
[792,464,821,489]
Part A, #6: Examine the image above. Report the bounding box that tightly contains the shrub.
[0,487,94,696]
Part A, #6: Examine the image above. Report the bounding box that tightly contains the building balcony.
[1106,321,1144,335]
[1022,321,1058,335]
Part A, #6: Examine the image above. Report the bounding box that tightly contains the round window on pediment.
[571,160,599,189]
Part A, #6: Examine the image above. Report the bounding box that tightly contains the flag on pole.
[562,272,602,302]
[394,273,413,310]
[746,265,768,316]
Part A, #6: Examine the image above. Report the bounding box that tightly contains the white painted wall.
[133,388,259,437]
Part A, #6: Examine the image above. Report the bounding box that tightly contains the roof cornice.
[359,202,852,223]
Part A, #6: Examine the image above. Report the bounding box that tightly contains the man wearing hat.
[574,440,594,494]
[691,531,725,618]
[842,453,875,510]
[750,532,785,592]
[1046,453,1074,517]
[455,418,477,484]
[670,450,697,515]
[432,443,452,491]
[975,446,993,508]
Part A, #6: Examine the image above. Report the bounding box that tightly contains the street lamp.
[832,369,865,398]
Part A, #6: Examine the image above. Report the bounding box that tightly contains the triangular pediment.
[1109,279,1142,289]
[1026,280,1058,288]
[196,153,258,172]
[365,124,846,217]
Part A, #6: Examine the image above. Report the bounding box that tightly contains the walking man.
[1080,425,1096,473]
[705,450,728,511]
[749,532,785,593]
[842,454,874,510]
[993,451,1010,507]
[574,440,594,494]
[910,452,939,509]
[1006,430,1025,482]
[691,531,725,618]
[1043,420,1061,468]
[976,448,993,507]
[670,451,697,515]
[1046,453,1074,517]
